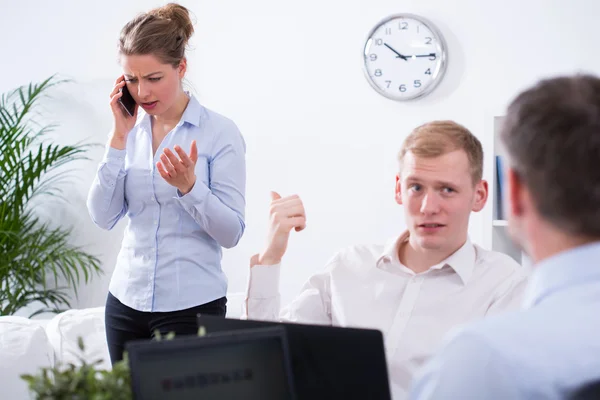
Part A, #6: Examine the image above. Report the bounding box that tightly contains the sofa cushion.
[45,307,111,371]
[0,316,54,399]
[226,291,245,319]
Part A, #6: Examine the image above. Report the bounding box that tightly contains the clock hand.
[384,43,408,61]
[408,53,437,58]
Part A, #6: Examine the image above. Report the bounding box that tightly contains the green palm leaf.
[0,76,101,317]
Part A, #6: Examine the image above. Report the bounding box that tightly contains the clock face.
[363,14,447,101]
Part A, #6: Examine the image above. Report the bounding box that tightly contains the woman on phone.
[87,3,246,364]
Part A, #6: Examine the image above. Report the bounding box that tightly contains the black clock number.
[414,80,422,88]
[399,84,407,92]
[375,69,382,77]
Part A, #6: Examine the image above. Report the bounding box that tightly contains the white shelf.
[489,115,530,269]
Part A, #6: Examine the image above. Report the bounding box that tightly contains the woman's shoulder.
[200,105,239,132]
[198,107,245,150]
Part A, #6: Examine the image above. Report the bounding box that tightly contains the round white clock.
[362,14,448,101]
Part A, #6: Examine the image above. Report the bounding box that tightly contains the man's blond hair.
[398,120,484,184]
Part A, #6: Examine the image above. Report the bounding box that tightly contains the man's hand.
[256,191,306,266]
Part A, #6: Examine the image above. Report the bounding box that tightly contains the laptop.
[126,326,296,400]
[197,315,392,399]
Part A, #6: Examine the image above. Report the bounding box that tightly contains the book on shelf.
[495,155,505,220]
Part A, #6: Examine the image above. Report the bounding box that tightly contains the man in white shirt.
[410,75,600,399]
[244,120,528,399]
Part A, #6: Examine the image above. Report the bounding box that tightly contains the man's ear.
[507,167,525,217]
[395,174,403,205]
[471,180,489,212]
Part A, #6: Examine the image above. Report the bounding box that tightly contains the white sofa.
[0,292,245,400]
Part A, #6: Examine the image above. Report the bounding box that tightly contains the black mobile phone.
[118,84,136,117]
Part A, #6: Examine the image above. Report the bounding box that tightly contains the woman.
[86,3,246,364]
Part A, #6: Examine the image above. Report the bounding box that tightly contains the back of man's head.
[501,74,600,238]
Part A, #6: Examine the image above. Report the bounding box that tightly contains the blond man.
[244,121,529,399]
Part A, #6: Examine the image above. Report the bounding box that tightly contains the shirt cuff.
[247,254,281,299]
[103,146,126,166]
[176,180,210,207]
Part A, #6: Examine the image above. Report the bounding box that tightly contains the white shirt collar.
[376,230,476,285]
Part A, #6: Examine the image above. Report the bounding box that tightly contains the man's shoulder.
[442,309,533,367]
[454,308,529,340]
[328,242,387,271]
[474,244,528,277]
[412,310,534,397]
[414,305,600,398]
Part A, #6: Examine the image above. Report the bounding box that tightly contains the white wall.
[1,0,599,311]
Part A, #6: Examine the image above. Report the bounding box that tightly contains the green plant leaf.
[0,76,102,317]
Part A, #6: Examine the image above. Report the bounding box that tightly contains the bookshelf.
[487,116,532,270]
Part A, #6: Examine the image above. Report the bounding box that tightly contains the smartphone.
[118,84,136,117]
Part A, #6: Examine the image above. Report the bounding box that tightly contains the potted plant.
[21,338,132,400]
[0,76,101,316]
[21,330,201,399]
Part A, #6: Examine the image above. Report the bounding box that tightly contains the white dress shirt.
[244,231,529,400]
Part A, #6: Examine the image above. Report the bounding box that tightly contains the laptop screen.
[128,328,294,400]
[196,315,392,400]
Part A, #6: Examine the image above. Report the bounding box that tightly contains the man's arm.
[243,256,334,324]
[242,192,333,325]
[487,269,529,315]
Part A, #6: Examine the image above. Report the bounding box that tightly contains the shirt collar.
[377,230,476,285]
[522,241,600,309]
[180,92,202,127]
[137,92,203,130]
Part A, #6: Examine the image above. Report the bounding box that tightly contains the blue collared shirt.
[87,94,246,312]
[410,241,600,400]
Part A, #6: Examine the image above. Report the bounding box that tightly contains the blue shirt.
[410,241,600,400]
[86,94,246,312]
